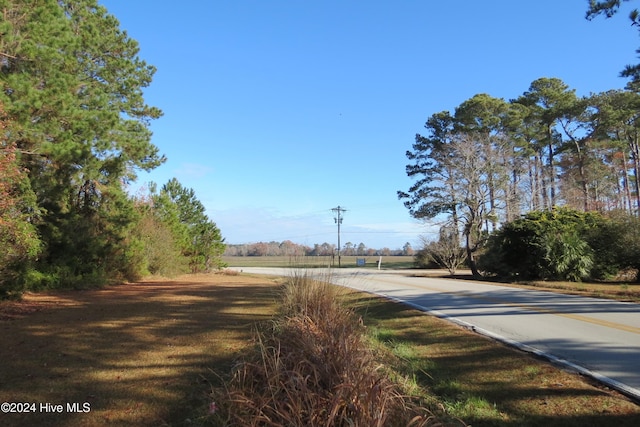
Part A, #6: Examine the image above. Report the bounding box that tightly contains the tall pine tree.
[153,179,226,272]
[1,0,164,286]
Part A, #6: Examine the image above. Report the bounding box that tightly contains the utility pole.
[331,206,346,267]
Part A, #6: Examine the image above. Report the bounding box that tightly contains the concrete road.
[230,267,640,401]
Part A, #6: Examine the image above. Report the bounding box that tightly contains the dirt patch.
[0,300,54,321]
[0,273,281,426]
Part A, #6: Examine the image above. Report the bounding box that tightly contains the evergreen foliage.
[0,1,225,296]
[479,208,640,282]
[152,179,226,272]
[586,0,640,89]
[585,211,640,280]
[0,104,41,297]
[133,198,189,277]
[1,0,163,290]
[401,76,640,281]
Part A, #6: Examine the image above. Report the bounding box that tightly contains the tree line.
[0,0,224,298]
[399,78,640,275]
[400,79,640,280]
[224,241,415,257]
[400,0,640,281]
[400,0,640,280]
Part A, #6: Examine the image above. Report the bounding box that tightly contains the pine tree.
[0,102,41,296]
[1,0,164,286]
[153,179,226,272]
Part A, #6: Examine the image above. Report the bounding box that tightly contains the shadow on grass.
[349,293,640,427]
[0,276,280,427]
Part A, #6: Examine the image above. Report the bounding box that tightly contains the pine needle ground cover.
[1,272,639,426]
[0,273,279,426]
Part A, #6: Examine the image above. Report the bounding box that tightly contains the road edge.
[374,290,640,404]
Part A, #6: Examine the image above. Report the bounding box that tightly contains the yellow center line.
[372,277,640,335]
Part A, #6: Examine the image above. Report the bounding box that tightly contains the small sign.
[356,258,366,266]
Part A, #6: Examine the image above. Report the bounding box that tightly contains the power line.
[331,205,347,267]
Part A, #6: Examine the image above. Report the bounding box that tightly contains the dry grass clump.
[211,270,444,426]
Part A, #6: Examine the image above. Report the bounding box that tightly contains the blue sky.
[101,0,637,249]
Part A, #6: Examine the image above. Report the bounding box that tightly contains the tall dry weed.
[210,269,444,426]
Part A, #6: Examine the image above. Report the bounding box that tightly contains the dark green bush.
[479,208,604,281]
[587,212,640,281]
[413,248,439,269]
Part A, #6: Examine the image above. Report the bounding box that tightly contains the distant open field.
[222,255,416,269]
[223,256,640,302]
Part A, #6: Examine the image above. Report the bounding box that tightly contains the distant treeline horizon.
[223,240,416,257]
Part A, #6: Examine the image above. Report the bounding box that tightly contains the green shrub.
[414,248,439,268]
[479,208,600,281]
[133,209,188,277]
[542,231,593,281]
[22,268,60,290]
[589,213,640,281]
[583,216,626,280]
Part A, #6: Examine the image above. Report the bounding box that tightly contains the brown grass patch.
[0,274,280,426]
[2,271,639,426]
[211,271,454,426]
